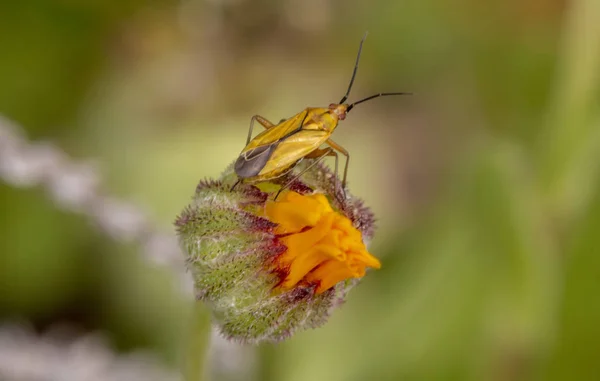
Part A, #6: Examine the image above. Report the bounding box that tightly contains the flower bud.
[175,162,379,343]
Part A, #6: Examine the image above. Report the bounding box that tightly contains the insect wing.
[258,129,329,175]
[234,142,279,178]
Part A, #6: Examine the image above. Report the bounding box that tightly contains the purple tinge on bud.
[175,162,377,344]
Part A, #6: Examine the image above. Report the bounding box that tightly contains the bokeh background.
[1,0,599,380]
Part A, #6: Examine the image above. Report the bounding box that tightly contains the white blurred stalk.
[0,115,188,280]
[0,324,181,381]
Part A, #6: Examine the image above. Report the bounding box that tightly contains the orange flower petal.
[266,191,380,294]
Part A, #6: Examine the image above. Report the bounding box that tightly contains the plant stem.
[183,303,212,381]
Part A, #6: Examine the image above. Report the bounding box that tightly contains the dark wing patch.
[235,143,279,178]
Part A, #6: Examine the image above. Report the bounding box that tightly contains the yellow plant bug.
[232,33,411,198]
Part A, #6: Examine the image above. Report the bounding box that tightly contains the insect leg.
[246,115,276,145]
[325,139,350,188]
[306,147,342,195]
[274,148,337,200]
[230,178,241,191]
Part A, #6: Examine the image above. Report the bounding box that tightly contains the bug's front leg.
[246,115,276,145]
[325,139,350,188]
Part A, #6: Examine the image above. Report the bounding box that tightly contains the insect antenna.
[339,32,369,104]
[347,92,412,112]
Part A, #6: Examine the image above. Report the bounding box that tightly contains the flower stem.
[183,303,211,381]
[539,0,600,220]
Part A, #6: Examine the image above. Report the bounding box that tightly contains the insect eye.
[328,103,337,109]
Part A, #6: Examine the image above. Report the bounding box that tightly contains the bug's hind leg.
[274,148,339,200]
[246,115,275,145]
[230,178,242,192]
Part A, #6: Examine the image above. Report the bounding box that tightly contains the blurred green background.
[1,0,599,380]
